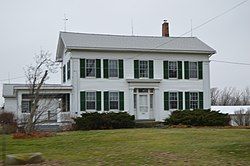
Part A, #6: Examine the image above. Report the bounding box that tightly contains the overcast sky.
[0,0,250,106]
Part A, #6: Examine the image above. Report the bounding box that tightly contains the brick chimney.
[162,20,169,37]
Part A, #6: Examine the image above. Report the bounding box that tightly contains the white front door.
[137,94,150,119]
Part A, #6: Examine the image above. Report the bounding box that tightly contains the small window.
[134,94,137,109]
[150,94,153,109]
[190,92,198,109]
[67,61,70,80]
[169,92,178,109]
[86,92,96,109]
[169,61,178,78]
[109,92,119,109]
[63,65,66,82]
[86,59,96,77]
[22,100,31,113]
[109,60,118,77]
[189,62,198,78]
[139,61,149,78]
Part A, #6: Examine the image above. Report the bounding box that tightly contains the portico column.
[17,92,22,121]
[154,88,160,121]
[129,87,134,115]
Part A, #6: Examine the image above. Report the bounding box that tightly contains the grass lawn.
[1,128,250,165]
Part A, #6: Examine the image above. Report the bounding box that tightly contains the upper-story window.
[109,60,118,77]
[169,61,178,78]
[169,92,178,109]
[63,65,66,82]
[86,59,96,77]
[190,92,198,109]
[139,61,149,78]
[189,62,198,78]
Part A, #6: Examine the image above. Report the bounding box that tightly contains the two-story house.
[56,21,216,121]
[2,21,216,123]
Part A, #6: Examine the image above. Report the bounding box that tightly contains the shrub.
[74,112,135,130]
[0,112,17,134]
[165,109,230,126]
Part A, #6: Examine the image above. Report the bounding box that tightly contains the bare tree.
[211,87,220,105]
[233,109,245,126]
[24,50,58,133]
[219,87,235,105]
[242,87,250,105]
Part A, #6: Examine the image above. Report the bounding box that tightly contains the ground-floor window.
[21,100,31,113]
[190,92,198,109]
[109,92,119,109]
[169,92,178,109]
[86,92,96,110]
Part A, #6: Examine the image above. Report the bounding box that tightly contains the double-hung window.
[189,62,198,78]
[169,61,178,78]
[139,61,148,78]
[86,92,96,110]
[109,92,119,109]
[190,92,198,109]
[109,60,118,77]
[22,100,31,113]
[86,59,96,77]
[169,92,178,109]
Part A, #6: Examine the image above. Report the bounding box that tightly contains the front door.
[137,94,150,119]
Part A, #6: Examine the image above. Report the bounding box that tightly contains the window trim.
[139,60,149,78]
[108,59,119,78]
[168,61,178,79]
[169,92,178,110]
[85,59,96,78]
[85,91,96,110]
[109,91,119,110]
[189,92,199,109]
[189,61,198,79]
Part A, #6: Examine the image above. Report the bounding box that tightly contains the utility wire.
[211,60,250,66]
[125,0,249,60]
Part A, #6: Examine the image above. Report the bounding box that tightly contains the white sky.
[0,0,250,106]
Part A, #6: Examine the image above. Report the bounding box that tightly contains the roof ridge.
[60,31,197,39]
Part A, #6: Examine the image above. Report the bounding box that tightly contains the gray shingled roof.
[56,31,216,60]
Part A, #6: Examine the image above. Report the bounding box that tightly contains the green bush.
[165,109,230,126]
[74,112,135,130]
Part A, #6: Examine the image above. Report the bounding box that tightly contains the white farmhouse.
[2,21,216,123]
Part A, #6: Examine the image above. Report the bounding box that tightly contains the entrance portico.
[127,79,162,121]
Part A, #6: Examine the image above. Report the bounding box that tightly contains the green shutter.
[198,61,203,79]
[103,59,109,78]
[164,92,169,110]
[178,61,182,79]
[63,65,66,82]
[80,91,86,111]
[96,59,101,78]
[199,92,204,109]
[149,60,154,79]
[80,59,85,78]
[119,59,124,78]
[185,92,190,110]
[96,91,101,111]
[104,91,109,111]
[163,61,168,79]
[119,91,124,111]
[184,61,189,79]
[134,60,139,78]
[178,92,183,110]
